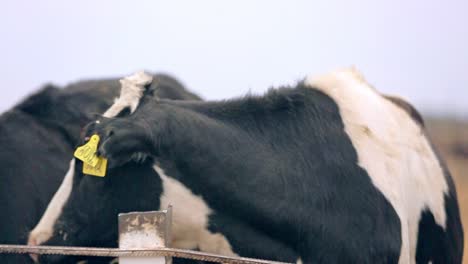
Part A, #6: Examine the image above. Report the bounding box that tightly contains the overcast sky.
[1,0,467,117]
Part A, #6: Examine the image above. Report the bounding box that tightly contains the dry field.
[426,117,468,263]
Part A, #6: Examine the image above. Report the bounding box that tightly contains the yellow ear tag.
[83,156,107,177]
[74,134,108,177]
[74,135,101,167]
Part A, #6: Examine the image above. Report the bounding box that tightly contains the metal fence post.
[118,206,172,264]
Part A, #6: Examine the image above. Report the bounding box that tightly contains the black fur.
[44,84,409,263]
[0,82,119,263]
[415,133,464,264]
[38,160,163,264]
[416,195,463,264]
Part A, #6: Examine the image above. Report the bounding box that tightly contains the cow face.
[28,72,166,264]
[30,130,163,264]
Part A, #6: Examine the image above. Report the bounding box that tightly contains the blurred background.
[1,0,467,261]
[1,0,467,116]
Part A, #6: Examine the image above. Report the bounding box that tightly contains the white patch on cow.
[153,165,237,256]
[305,68,449,264]
[103,71,153,118]
[28,159,75,246]
[296,258,303,264]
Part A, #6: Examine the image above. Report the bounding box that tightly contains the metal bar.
[0,244,291,264]
[119,209,172,264]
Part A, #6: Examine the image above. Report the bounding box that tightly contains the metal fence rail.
[0,207,292,264]
[0,244,291,264]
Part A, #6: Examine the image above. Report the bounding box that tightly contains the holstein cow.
[0,73,199,264]
[30,69,463,264]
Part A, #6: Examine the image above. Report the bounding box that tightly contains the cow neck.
[149,101,270,201]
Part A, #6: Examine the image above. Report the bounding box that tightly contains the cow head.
[34,160,162,263]
[28,72,169,263]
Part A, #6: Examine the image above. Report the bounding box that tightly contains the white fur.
[154,165,237,256]
[305,68,448,264]
[28,159,75,246]
[29,71,151,248]
[120,230,165,249]
[103,71,153,118]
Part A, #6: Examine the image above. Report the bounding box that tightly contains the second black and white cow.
[30,69,463,264]
[0,73,199,264]
[0,80,120,264]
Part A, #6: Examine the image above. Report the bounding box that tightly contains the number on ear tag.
[74,135,101,167]
[83,156,108,177]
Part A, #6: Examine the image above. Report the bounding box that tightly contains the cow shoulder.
[304,68,450,263]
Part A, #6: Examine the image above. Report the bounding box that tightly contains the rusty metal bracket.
[119,206,173,264]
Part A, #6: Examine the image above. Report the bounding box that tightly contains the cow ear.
[16,84,61,117]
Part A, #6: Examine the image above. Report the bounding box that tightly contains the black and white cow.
[0,73,199,264]
[30,69,463,264]
[0,81,120,264]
